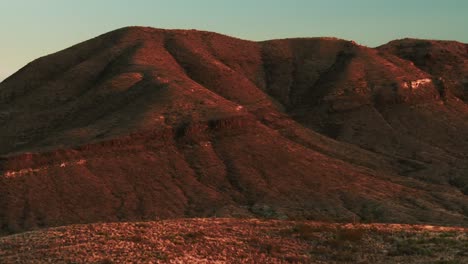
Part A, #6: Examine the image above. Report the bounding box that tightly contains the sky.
[0,0,467,81]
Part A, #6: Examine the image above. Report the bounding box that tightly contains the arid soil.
[0,27,467,234]
[0,218,466,263]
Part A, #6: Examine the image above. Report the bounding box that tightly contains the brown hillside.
[0,27,467,234]
[379,38,468,99]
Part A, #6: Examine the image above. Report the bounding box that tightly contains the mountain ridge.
[0,27,467,234]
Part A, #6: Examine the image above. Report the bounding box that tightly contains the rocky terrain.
[0,27,467,235]
[0,218,467,263]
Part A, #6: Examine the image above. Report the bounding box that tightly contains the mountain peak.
[1,28,467,233]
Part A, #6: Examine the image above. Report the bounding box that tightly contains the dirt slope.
[0,27,467,233]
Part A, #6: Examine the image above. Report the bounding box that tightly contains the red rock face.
[0,27,467,234]
[379,38,468,99]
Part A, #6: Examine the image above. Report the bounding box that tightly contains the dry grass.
[0,218,467,263]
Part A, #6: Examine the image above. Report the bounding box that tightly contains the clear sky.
[0,0,467,81]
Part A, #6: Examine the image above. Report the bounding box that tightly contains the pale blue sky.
[0,0,467,81]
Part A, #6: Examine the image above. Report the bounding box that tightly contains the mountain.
[0,27,467,234]
[379,38,468,99]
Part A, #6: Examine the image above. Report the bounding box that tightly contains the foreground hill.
[0,27,467,233]
[0,219,467,263]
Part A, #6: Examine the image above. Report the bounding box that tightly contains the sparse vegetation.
[3,219,464,263]
[389,238,434,256]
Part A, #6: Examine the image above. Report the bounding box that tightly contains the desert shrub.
[335,228,366,242]
[425,237,460,247]
[462,206,468,217]
[449,176,465,187]
[127,234,145,243]
[99,258,113,264]
[462,186,468,195]
[283,255,310,263]
[449,176,468,195]
[154,252,169,261]
[291,224,320,241]
[434,260,461,264]
[134,222,152,228]
[182,231,205,241]
[330,250,356,262]
[359,202,384,222]
[389,239,433,256]
[285,223,334,241]
[438,231,457,238]
[317,227,367,253]
[456,245,468,256]
[309,246,333,256]
[247,237,281,255]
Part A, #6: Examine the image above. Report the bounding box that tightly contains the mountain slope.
[0,27,467,234]
[379,38,468,99]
